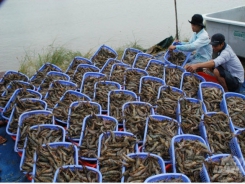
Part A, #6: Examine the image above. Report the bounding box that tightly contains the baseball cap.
[210,33,225,46]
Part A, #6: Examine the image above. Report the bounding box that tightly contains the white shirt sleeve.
[213,50,230,67]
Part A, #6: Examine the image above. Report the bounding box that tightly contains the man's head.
[189,14,204,32]
[210,33,225,52]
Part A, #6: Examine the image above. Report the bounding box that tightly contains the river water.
[0,0,244,72]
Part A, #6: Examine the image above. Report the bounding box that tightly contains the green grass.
[19,41,145,77]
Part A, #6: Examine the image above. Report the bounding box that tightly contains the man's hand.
[168,45,176,51]
[185,64,198,73]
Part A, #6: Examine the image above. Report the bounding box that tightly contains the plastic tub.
[19,124,65,174]
[142,115,181,160]
[0,70,29,83]
[177,97,206,125]
[78,114,118,161]
[122,101,153,141]
[144,173,191,183]
[53,165,102,183]
[164,65,186,89]
[30,63,62,87]
[200,154,245,182]
[220,92,245,129]
[198,82,224,112]
[100,58,122,74]
[53,90,91,125]
[1,89,42,120]
[1,80,35,97]
[67,101,102,141]
[145,59,166,79]
[107,89,137,124]
[109,63,131,86]
[90,44,118,69]
[121,152,165,183]
[80,72,106,93]
[199,112,235,154]
[138,76,165,103]
[6,99,48,137]
[71,64,100,89]
[230,129,245,170]
[97,131,137,169]
[132,53,153,69]
[32,142,78,183]
[164,49,191,68]
[65,56,92,73]
[170,134,209,173]
[16,124,64,153]
[121,47,143,67]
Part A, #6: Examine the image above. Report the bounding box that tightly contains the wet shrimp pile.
[1,44,245,183]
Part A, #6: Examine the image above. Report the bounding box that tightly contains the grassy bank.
[19,41,145,77]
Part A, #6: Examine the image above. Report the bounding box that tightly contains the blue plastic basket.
[170,134,210,173]
[155,86,185,119]
[142,115,181,160]
[177,97,205,128]
[121,47,143,67]
[53,90,91,125]
[164,48,191,68]
[132,53,153,70]
[180,72,206,98]
[200,154,245,182]
[107,90,137,124]
[90,44,118,69]
[78,114,118,161]
[200,112,235,153]
[67,101,102,141]
[30,63,62,87]
[100,58,122,74]
[97,131,137,170]
[1,80,35,97]
[230,129,245,170]
[198,82,225,112]
[164,65,186,89]
[144,173,191,183]
[53,165,102,182]
[17,123,65,153]
[32,142,78,183]
[145,59,166,79]
[124,68,148,92]
[0,70,29,83]
[80,72,106,94]
[65,56,92,73]
[121,152,166,183]
[220,92,245,129]
[1,88,42,120]
[109,63,131,86]
[122,101,153,141]
[139,76,165,104]
[71,64,100,89]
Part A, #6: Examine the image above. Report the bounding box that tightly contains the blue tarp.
[0,123,29,182]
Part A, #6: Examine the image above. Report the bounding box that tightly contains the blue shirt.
[176,29,212,64]
[214,43,244,83]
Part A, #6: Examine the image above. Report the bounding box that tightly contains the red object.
[79,160,97,168]
[18,152,22,157]
[11,135,16,141]
[165,164,172,173]
[118,127,124,131]
[138,145,142,152]
[197,72,219,84]
[26,173,32,181]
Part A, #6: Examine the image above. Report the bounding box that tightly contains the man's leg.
[213,68,228,92]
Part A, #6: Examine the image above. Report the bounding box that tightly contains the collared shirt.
[176,28,212,63]
[214,43,244,83]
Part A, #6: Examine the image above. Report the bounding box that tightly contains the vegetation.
[19,41,145,77]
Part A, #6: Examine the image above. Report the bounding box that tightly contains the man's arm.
[185,60,215,72]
